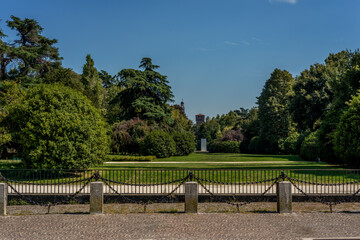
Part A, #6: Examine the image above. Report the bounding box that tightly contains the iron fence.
[1,169,360,195]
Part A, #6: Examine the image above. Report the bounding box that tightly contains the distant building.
[181,99,185,112]
[196,113,205,125]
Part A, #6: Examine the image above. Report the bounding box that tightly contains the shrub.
[220,129,244,142]
[141,130,176,158]
[300,131,320,161]
[111,118,151,154]
[2,84,108,169]
[106,155,156,161]
[248,136,261,154]
[172,131,195,156]
[282,132,300,155]
[334,93,360,167]
[209,141,240,153]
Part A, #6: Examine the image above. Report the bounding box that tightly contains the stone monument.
[201,138,207,152]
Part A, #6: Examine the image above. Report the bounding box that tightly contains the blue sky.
[2,0,360,121]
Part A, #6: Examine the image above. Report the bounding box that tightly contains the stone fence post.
[90,182,103,214]
[185,182,198,213]
[277,181,292,213]
[0,183,7,216]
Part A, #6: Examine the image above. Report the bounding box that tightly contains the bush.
[334,93,360,167]
[2,84,108,169]
[300,131,320,161]
[248,136,261,154]
[106,155,156,162]
[172,131,195,156]
[281,132,300,155]
[111,118,151,154]
[209,141,240,153]
[141,130,176,158]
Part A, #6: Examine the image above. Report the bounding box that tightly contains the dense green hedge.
[209,140,240,153]
[334,93,360,167]
[172,131,195,156]
[2,84,108,169]
[248,136,261,154]
[106,155,156,162]
[281,132,300,155]
[141,130,176,158]
[300,131,320,161]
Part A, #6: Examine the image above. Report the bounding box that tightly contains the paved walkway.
[1,212,360,239]
[104,161,286,164]
[7,183,360,194]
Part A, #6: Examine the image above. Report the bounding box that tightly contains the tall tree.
[4,15,62,84]
[113,57,174,122]
[290,64,333,131]
[257,69,294,153]
[81,54,106,109]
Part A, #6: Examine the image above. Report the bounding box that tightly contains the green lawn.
[100,153,340,170]
[1,153,357,184]
[146,153,303,162]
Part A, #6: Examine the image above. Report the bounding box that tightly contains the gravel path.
[2,203,360,240]
[104,161,287,164]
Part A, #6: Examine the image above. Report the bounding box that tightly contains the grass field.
[1,153,358,183]
[100,153,341,170]
[0,153,344,170]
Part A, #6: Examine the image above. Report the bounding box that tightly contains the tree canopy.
[112,57,174,122]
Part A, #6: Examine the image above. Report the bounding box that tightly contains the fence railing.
[1,169,360,195]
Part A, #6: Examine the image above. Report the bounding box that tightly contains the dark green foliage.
[248,136,261,154]
[106,155,156,162]
[257,69,294,153]
[81,54,106,109]
[168,104,193,132]
[209,141,240,153]
[334,93,360,167]
[2,84,108,169]
[281,132,300,155]
[113,58,174,122]
[238,108,260,153]
[140,130,176,158]
[172,131,195,156]
[1,16,62,84]
[290,64,333,131]
[43,68,83,92]
[300,132,320,161]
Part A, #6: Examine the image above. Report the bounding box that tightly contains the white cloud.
[224,41,238,46]
[268,0,297,4]
[241,40,250,46]
[196,48,207,52]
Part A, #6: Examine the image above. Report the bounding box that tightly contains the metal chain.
[194,176,280,211]
[285,175,360,212]
[100,175,189,187]
[102,175,189,208]
[0,171,94,186]
[2,174,95,213]
[193,176,279,185]
[285,176,360,186]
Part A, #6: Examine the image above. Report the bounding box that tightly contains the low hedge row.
[106,155,156,162]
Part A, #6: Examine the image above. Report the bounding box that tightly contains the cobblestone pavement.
[1,203,360,240]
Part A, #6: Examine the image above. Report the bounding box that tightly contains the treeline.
[0,16,194,169]
[195,51,360,167]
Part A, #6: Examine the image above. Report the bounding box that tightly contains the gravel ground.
[1,203,360,240]
[6,202,360,215]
